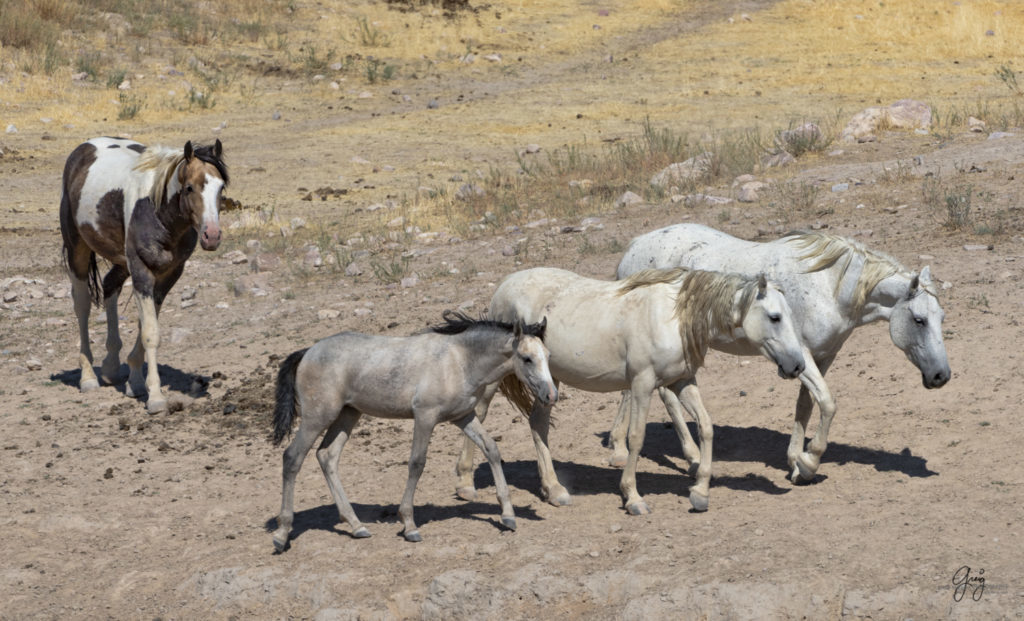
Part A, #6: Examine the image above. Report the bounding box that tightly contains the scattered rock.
[25,359,42,371]
[400,274,419,288]
[841,99,931,143]
[831,183,849,192]
[345,263,364,277]
[968,117,986,132]
[317,309,341,320]
[650,153,712,188]
[963,244,993,251]
[738,181,767,203]
[615,191,644,208]
[222,250,248,264]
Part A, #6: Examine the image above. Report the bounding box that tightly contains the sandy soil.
[3,3,1024,620]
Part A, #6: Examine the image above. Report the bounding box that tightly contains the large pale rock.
[650,152,713,188]
[841,99,931,143]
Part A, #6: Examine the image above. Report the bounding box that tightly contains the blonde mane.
[785,232,903,310]
[133,146,185,208]
[619,268,759,368]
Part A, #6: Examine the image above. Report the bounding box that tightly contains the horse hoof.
[795,453,819,481]
[80,379,100,392]
[689,491,709,512]
[404,530,422,543]
[608,453,628,468]
[501,516,517,531]
[545,486,572,507]
[626,501,651,516]
[272,535,288,552]
[455,486,478,502]
[352,527,371,539]
[146,398,167,414]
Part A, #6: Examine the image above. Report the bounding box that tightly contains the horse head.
[511,317,557,406]
[888,266,950,389]
[178,139,227,251]
[740,275,806,379]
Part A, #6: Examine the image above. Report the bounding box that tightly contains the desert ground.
[2,1,1024,619]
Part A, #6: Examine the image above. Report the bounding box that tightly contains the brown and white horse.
[59,137,228,413]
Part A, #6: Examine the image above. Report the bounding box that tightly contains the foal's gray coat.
[60,137,228,413]
[271,313,556,549]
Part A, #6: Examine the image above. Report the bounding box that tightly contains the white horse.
[270,312,556,549]
[455,267,805,515]
[612,224,950,483]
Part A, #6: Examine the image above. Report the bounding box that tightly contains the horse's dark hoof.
[404,530,422,543]
[272,536,288,552]
[352,526,371,538]
[501,516,517,531]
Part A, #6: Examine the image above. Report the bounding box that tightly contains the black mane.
[192,142,229,185]
[430,310,546,340]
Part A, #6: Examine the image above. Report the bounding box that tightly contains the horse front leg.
[399,414,437,542]
[526,380,571,506]
[620,374,655,515]
[130,294,166,413]
[100,265,128,384]
[454,382,497,501]
[659,382,702,477]
[676,380,713,512]
[455,413,517,532]
[789,354,836,483]
[70,273,99,391]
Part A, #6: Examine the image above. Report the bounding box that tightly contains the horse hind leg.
[66,243,99,392]
[399,414,439,542]
[273,405,334,552]
[315,407,370,539]
[99,265,128,384]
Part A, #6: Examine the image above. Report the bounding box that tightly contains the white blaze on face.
[201,173,224,228]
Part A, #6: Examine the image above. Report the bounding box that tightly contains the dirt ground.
[3,3,1024,620]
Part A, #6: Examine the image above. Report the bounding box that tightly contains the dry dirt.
[3,4,1024,621]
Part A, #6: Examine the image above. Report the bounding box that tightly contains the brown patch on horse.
[59,142,101,300]
[79,189,127,265]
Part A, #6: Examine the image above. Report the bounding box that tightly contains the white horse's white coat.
[612,223,950,482]
[456,266,805,514]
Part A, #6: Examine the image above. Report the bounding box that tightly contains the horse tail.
[498,374,534,418]
[272,348,309,446]
[59,187,102,307]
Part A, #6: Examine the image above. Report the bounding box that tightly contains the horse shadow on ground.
[459,421,936,506]
[594,421,938,481]
[50,364,210,398]
[264,500,543,550]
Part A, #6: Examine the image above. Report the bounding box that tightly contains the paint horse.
[60,137,228,413]
[455,267,805,515]
[612,224,950,483]
[271,312,556,548]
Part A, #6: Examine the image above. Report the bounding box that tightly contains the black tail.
[59,190,102,307]
[272,348,309,446]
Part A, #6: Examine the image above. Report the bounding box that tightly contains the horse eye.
[522,356,533,365]
[186,184,194,193]
[914,316,926,326]
[769,314,782,323]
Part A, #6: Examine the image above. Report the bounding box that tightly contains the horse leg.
[455,413,516,532]
[676,380,713,512]
[70,271,99,392]
[315,407,370,539]
[133,294,166,413]
[399,414,437,542]
[662,381,702,478]
[789,354,836,483]
[100,265,128,384]
[272,411,330,552]
[620,373,655,515]
[608,391,631,467]
[527,380,572,506]
[454,382,497,501]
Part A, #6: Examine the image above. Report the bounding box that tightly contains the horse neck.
[152,164,191,241]
[860,271,913,325]
[451,329,514,386]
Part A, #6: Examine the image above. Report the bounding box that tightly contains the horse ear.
[918,265,932,285]
[514,319,524,338]
[183,141,194,161]
[214,138,223,158]
[908,273,920,294]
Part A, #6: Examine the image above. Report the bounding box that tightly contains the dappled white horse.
[612,224,950,483]
[456,267,804,515]
[271,312,555,549]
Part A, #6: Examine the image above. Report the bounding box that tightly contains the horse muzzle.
[535,384,558,406]
[922,367,950,389]
[777,359,805,380]
[200,224,222,250]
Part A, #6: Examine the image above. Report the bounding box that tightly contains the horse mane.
[132,141,229,208]
[430,310,546,340]
[783,231,903,310]
[618,268,758,368]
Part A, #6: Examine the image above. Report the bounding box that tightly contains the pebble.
[963,244,993,251]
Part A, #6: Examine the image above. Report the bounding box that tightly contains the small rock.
[5,124,17,134]
[290,217,307,230]
[353,307,373,317]
[400,275,419,288]
[427,99,440,109]
[180,287,197,302]
[345,263,364,277]
[831,183,849,192]
[963,244,993,251]
[222,250,248,264]
[524,144,541,154]
[615,191,644,208]
[317,309,341,320]
[25,359,42,371]
[968,117,986,132]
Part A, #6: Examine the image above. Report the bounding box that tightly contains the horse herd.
[58,138,951,549]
